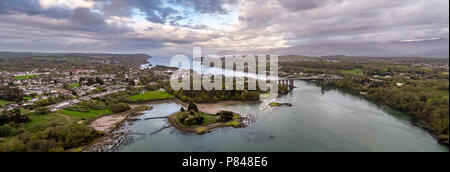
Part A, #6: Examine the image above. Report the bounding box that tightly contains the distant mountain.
[0,52,152,70]
[0,52,152,59]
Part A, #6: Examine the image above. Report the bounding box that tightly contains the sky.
[0,0,448,58]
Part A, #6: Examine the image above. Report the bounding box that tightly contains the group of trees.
[330,72,449,144]
[188,101,198,112]
[35,107,51,115]
[1,124,102,152]
[167,88,260,103]
[279,58,449,144]
[0,86,24,102]
[109,103,130,113]
[32,95,72,108]
[98,91,132,105]
[366,84,449,143]
[180,111,205,126]
[0,124,24,137]
[179,102,204,126]
[144,83,161,91]
[178,102,235,127]
[279,61,357,76]
[0,108,30,126]
[217,111,234,122]
[0,109,30,138]
[79,77,104,86]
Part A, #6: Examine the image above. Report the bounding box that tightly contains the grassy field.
[340,69,364,76]
[23,97,33,101]
[24,113,67,131]
[13,75,38,80]
[0,99,12,107]
[129,90,174,102]
[60,109,113,122]
[226,121,240,127]
[70,83,81,88]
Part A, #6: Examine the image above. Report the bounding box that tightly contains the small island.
[268,102,293,107]
[168,102,244,134]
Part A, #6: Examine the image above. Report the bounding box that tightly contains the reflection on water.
[115,79,448,152]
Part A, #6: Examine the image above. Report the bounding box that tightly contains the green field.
[23,96,39,101]
[60,109,113,122]
[13,75,38,80]
[260,93,270,99]
[23,97,33,101]
[0,99,12,107]
[340,69,364,75]
[70,83,81,88]
[25,113,67,131]
[129,90,174,102]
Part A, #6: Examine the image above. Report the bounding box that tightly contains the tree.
[0,108,30,125]
[95,77,104,85]
[0,86,24,101]
[187,101,198,112]
[109,103,131,113]
[180,107,185,112]
[35,107,51,115]
[183,115,204,126]
[217,111,234,122]
[63,83,70,90]
[87,78,96,86]
[79,77,86,84]
[128,79,136,86]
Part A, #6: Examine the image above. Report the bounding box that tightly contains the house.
[364,82,375,88]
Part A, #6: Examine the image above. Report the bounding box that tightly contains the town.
[1,67,149,112]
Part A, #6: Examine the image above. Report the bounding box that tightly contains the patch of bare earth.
[197,101,259,114]
[88,114,127,133]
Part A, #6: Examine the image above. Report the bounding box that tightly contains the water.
[142,56,281,80]
[117,57,448,152]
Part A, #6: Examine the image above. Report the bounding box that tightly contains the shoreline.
[322,83,449,146]
[82,99,252,151]
[82,95,448,151]
[82,104,153,152]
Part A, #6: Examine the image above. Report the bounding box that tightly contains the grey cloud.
[0,0,41,15]
[70,7,105,26]
[0,0,72,19]
[94,0,238,24]
[124,0,179,24]
[0,20,164,53]
[278,0,333,11]
[42,7,73,19]
[173,0,238,14]
[279,39,450,58]
[94,0,131,17]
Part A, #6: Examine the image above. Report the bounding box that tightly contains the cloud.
[124,0,176,24]
[0,0,72,18]
[278,0,333,11]
[173,0,238,14]
[0,0,41,15]
[70,7,105,26]
[0,0,448,57]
